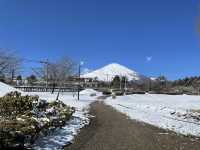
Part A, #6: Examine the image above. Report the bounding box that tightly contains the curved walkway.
[65,101,200,150]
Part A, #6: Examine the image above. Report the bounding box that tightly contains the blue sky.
[0,0,199,80]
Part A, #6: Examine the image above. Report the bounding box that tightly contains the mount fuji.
[82,63,148,82]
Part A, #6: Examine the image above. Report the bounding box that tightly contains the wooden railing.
[15,86,84,92]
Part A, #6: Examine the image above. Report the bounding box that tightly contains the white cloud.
[146,56,152,62]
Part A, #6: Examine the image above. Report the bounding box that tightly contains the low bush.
[112,94,116,99]
[90,93,97,97]
[148,91,183,95]
[0,91,75,149]
[102,90,112,95]
[115,91,124,96]
[165,92,183,95]
[132,91,146,94]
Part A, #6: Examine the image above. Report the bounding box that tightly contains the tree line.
[0,49,77,85]
[110,75,200,95]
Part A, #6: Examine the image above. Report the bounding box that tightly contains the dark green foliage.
[120,76,128,90]
[0,74,5,82]
[26,74,37,85]
[102,90,112,95]
[111,75,120,88]
[0,91,74,149]
[173,76,200,88]
[125,90,146,95]
[171,76,200,95]
[148,91,182,95]
[115,91,124,96]
[0,91,36,118]
[16,75,22,80]
[125,91,133,95]
[132,91,146,94]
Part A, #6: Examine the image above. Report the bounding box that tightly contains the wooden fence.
[15,86,84,92]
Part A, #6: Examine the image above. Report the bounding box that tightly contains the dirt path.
[65,101,200,150]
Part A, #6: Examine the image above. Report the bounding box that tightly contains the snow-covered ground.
[33,111,90,150]
[105,94,200,137]
[2,81,200,146]
[0,81,23,97]
[28,89,102,150]
[27,89,101,110]
[0,82,101,150]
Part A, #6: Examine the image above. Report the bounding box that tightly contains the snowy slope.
[82,63,146,81]
[0,82,22,97]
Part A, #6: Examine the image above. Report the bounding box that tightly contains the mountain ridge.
[82,63,147,82]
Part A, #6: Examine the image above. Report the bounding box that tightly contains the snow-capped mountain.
[150,77,157,81]
[81,68,92,75]
[82,63,147,82]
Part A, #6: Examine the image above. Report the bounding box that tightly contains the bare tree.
[50,57,76,84]
[34,56,76,86]
[0,49,21,81]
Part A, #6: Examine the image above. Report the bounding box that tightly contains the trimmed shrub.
[102,90,112,95]
[0,91,75,149]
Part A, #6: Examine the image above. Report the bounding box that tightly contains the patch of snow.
[33,110,90,150]
[81,63,145,81]
[16,117,25,121]
[80,88,99,95]
[28,89,102,110]
[0,83,101,149]
[150,77,157,81]
[27,89,102,150]
[105,94,200,137]
[0,81,23,97]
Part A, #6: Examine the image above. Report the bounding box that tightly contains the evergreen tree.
[111,75,121,89]
[27,75,37,85]
[16,75,22,80]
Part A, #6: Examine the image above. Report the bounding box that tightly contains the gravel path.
[65,101,200,150]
